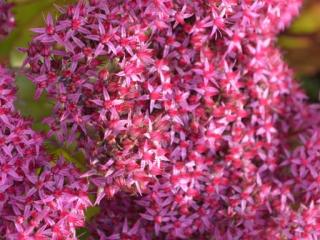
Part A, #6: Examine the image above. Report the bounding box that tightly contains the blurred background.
[279,0,320,102]
[0,0,319,127]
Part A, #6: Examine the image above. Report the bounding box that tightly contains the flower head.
[0,0,15,39]
[22,0,320,239]
[0,65,90,239]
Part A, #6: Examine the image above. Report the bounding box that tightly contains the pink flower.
[20,0,320,239]
[0,0,14,39]
[0,65,90,239]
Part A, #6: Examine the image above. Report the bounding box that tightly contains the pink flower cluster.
[0,65,91,239]
[0,0,15,39]
[18,0,320,239]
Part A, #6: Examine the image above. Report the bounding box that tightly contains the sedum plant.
[1,0,320,239]
[0,65,91,239]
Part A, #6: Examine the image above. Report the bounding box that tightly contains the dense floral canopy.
[1,0,320,239]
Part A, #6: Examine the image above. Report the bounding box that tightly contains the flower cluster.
[22,0,320,239]
[0,0,15,39]
[0,65,90,239]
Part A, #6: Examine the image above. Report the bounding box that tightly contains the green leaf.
[76,227,90,240]
[14,75,53,131]
[278,36,311,49]
[290,3,320,34]
[85,206,101,221]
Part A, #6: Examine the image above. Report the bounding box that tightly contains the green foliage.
[278,0,320,101]
[290,3,320,34]
[15,74,53,131]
